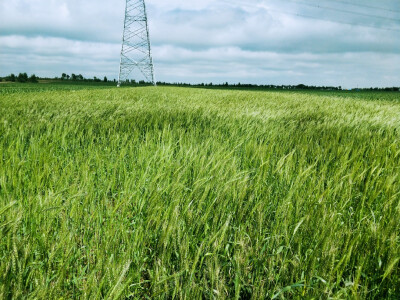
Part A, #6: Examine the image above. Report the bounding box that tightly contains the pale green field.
[1,85,400,298]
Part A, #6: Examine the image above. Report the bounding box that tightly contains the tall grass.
[0,86,399,298]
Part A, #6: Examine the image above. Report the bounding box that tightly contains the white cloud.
[0,35,120,78]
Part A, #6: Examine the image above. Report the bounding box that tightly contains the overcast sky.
[0,0,399,87]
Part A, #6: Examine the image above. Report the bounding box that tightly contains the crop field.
[0,84,400,298]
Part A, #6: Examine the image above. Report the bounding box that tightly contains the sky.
[0,0,399,88]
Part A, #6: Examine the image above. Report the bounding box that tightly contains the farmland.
[0,84,399,298]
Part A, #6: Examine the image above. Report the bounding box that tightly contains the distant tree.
[103,76,108,82]
[17,73,28,83]
[78,74,84,80]
[66,74,70,80]
[5,74,16,82]
[28,74,38,83]
[71,73,77,81]
[61,73,67,80]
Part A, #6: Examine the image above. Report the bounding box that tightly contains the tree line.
[1,73,39,83]
[156,82,400,92]
[0,73,113,83]
[60,73,111,83]
[1,73,399,91]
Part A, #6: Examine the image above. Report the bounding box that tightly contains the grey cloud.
[0,0,399,87]
[153,45,400,87]
[149,3,399,54]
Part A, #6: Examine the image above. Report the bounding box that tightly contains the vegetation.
[2,73,399,91]
[1,73,38,83]
[0,84,399,298]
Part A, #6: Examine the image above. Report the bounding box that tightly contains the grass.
[0,84,399,299]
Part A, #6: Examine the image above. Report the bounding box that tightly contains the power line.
[270,8,400,32]
[287,0,400,23]
[323,0,400,14]
[220,0,400,32]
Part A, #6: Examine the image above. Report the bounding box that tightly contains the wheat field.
[1,85,399,298]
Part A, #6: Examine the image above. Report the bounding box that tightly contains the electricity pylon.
[118,0,155,86]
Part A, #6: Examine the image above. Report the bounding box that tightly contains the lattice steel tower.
[118,0,155,86]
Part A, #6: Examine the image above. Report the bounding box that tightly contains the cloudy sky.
[0,0,399,88]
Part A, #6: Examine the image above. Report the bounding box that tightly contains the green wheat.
[0,85,399,298]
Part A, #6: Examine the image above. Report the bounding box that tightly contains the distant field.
[1,84,399,298]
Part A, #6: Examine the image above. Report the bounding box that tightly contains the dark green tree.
[103,76,108,82]
[17,73,28,83]
[5,74,16,82]
[28,74,38,83]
